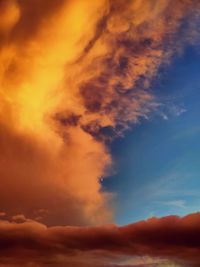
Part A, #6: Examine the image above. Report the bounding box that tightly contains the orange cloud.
[1,213,200,266]
[0,0,199,227]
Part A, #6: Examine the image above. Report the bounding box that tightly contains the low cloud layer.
[0,213,200,266]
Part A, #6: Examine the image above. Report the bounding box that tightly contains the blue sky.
[103,45,200,225]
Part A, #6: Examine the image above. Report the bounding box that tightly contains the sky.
[104,45,200,225]
[0,0,200,267]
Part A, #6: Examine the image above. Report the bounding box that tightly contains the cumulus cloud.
[0,0,200,228]
[0,213,200,266]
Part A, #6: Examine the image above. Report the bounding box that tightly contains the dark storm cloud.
[0,213,200,266]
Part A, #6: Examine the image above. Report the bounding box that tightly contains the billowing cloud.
[0,0,200,227]
[1,213,200,266]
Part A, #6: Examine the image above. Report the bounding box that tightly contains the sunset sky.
[0,1,200,266]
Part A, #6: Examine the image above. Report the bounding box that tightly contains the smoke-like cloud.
[0,0,200,227]
[1,213,200,266]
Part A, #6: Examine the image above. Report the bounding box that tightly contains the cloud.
[0,213,200,266]
[162,200,186,209]
[0,0,200,227]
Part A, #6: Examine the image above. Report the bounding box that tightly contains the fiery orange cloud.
[0,0,200,228]
[0,213,200,266]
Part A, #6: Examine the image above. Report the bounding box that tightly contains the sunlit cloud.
[0,0,200,265]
